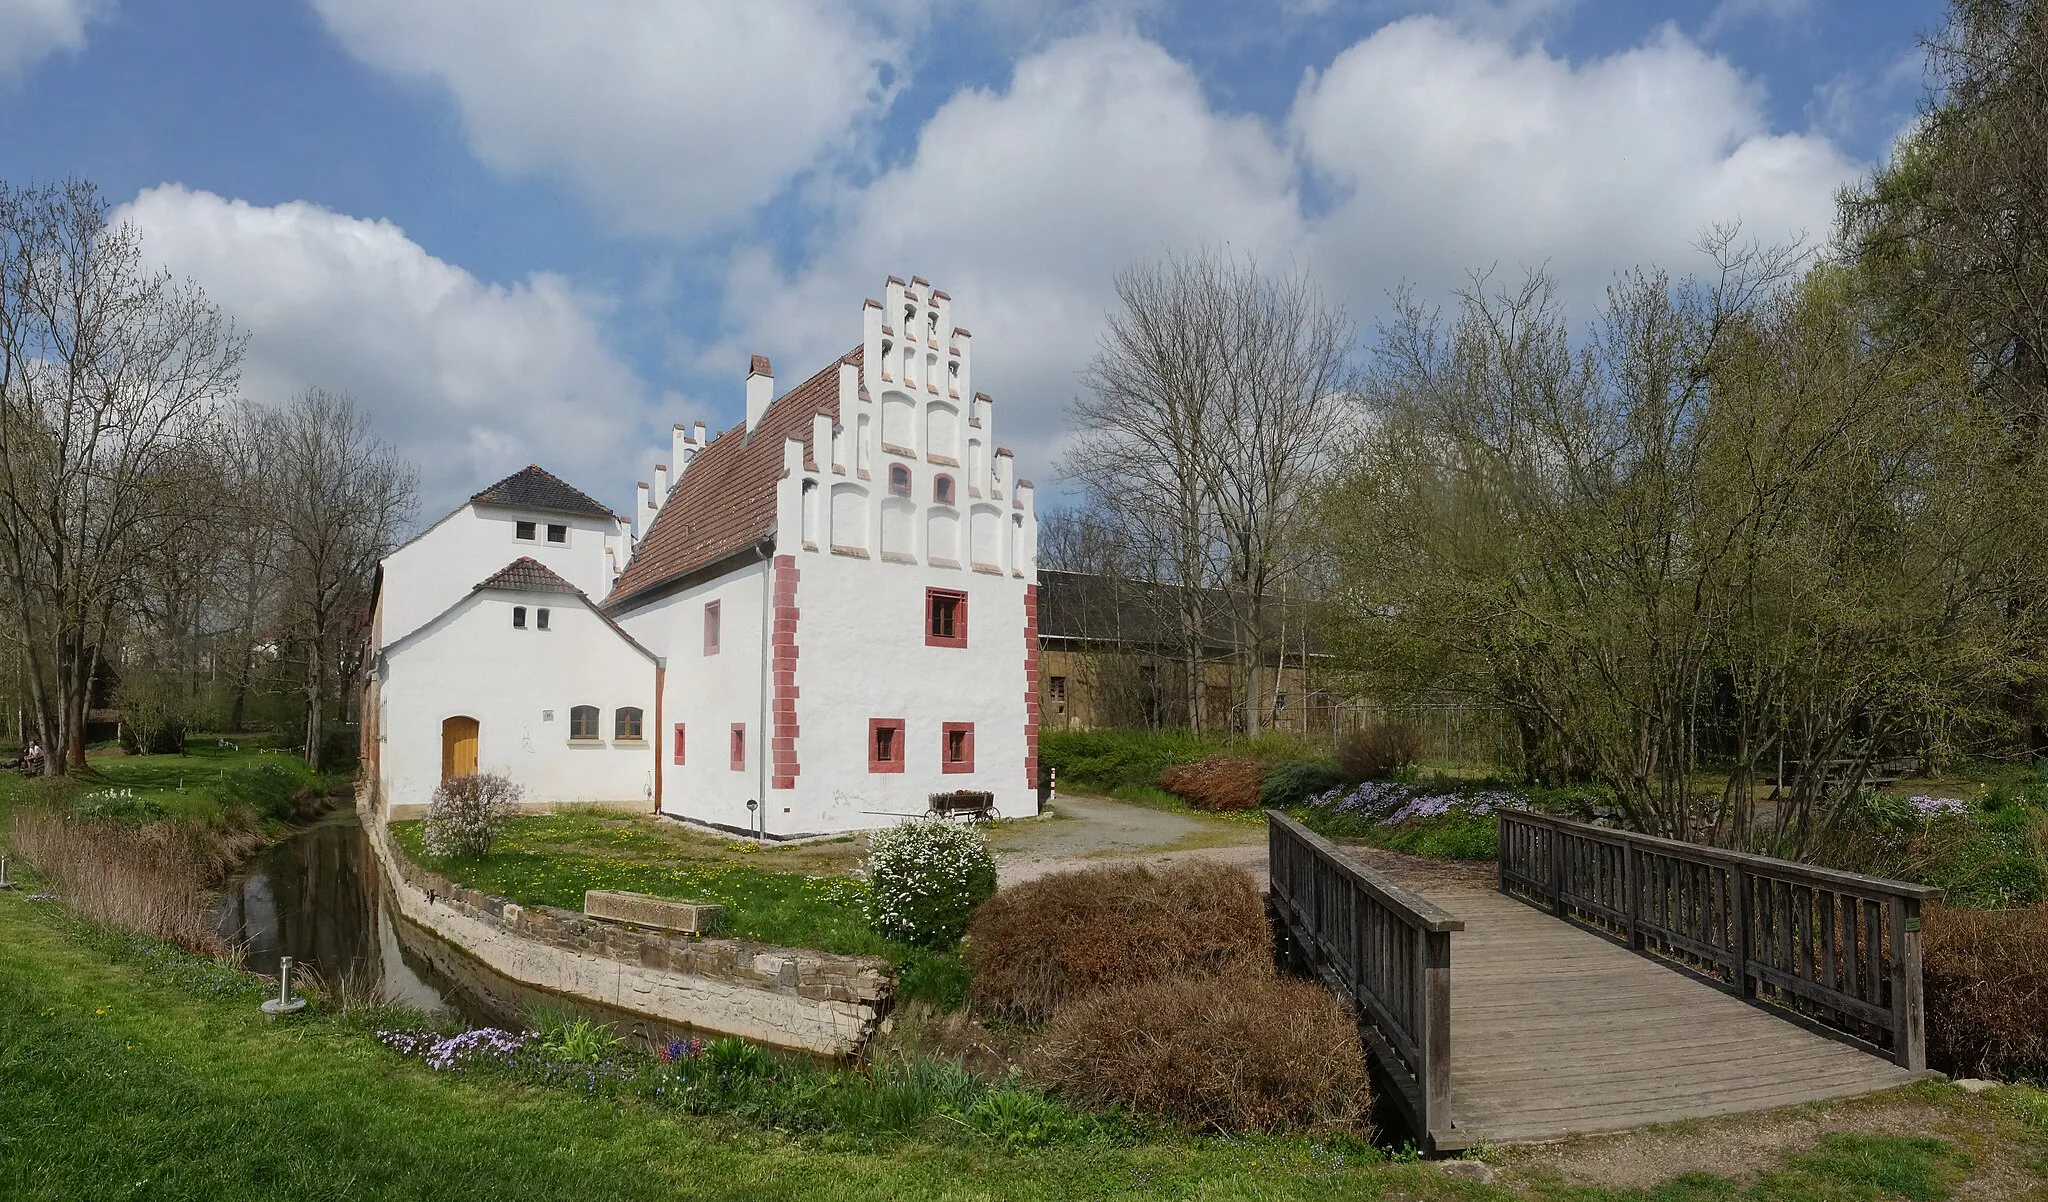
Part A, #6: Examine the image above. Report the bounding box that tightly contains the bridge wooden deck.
[1266,811,1940,1152]
[1390,871,1924,1145]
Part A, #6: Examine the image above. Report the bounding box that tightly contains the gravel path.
[989,793,1267,886]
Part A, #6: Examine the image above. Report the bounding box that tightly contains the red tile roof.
[470,464,616,519]
[607,347,858,611]
[476,556,581,595]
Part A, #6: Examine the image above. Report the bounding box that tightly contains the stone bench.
[584,889,725,935]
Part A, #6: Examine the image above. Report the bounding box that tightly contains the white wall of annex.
[379,504,622,649]
[378,589,656,813]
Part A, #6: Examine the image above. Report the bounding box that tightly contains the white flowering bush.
[424,772,522,859]
[865,817,998,950]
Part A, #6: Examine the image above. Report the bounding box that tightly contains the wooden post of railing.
[1730,863,1753,998]
[1548,823,1565,915]
[1622,841,1641,949]
[1891,896,1926,1070]
[1420,926,1453,1129]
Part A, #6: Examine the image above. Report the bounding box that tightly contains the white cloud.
[309,0,908,238]
[116,186,662,518]
[1296,18,1854,313]
[0,0,107,84]
[1701,0,1814,42]
[713,30,1308,483]
[710,20,1857,492]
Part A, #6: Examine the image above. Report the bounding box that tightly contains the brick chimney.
[746,354,773,434]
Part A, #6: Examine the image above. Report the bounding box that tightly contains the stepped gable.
[471,464,616,519]
[476,556,583,595]
[609,346,859,610]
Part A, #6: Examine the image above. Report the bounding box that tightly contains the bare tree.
[0,179,243,773]
[265,389,415,771]
[1063,248,1352,733]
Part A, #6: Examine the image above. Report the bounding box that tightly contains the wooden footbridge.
[1266,810,1939,1151]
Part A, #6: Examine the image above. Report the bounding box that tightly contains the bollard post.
[261,954,307,1016]
[0,853,12,889]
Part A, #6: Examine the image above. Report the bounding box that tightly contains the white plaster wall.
[614,559,770,834]
[378,589,657,812]
[380,503,623,648]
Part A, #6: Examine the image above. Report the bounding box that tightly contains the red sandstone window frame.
[941,722,975,774]
[869,718,906,773]
[887,463,911,497]
[730,723,746,771]
[703,600,721,656]
[925,588,967,648]
[673,723,686,765]
[933,473,954,506]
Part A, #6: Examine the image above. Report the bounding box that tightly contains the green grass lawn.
[3,880,2042,1201]
[392,810,889,955]
[0,735,329,827]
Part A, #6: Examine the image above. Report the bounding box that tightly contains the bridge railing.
[1498,809,1939,1069]
[1267,810,1465,1147]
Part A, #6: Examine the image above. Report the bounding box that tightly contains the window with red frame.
[887,464,911,496]
[869,718,905,773]
[672,723,686,765]
[933,474,954,505]
[729,723,745,770]
[941,722,974,773]
[703,600,721,655]
[925,588,967,648]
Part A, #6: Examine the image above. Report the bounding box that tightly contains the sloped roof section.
[608,346,858,611]
[471,464,616,519]
[476,556,582,595]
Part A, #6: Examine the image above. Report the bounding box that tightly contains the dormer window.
[888,464,911,497]
[515,520,536,541]
[546,523,567,544]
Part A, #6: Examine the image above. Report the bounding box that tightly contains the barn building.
[364,275,1041,837]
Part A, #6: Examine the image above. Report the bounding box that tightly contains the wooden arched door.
[441,716,479,780]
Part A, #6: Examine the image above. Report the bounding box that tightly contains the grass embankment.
[3,883,2043,1200]
[391,810,972,1006]
[0,735,339,827]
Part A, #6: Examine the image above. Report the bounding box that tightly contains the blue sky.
[1,0,1944,519]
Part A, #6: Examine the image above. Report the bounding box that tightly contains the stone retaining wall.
[363,810,892,1056]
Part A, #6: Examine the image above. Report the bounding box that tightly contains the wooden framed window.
[515,520,536,541]
[546,523,567,543]
[512,605,527,629]
[535,608,550,631]
[1049,675,1067,703]
[941,722,975,774]
[615,707,644,741]
[925,588,966,648]
[569,705,599,741]
[672,723,686,765]
[730,723,746,771]
[704,600,721,655]
[869,718,906,773]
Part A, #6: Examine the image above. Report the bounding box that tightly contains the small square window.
[512,605,527,628]
[869,718,905,773]
[536,608,550,631]
[942,722,975,774]
[546,523,567,544]
[704,600,721,656]
[515,520,537,541]
[925,588,966,648]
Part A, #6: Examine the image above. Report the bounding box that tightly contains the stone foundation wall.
[362,808,892,1056]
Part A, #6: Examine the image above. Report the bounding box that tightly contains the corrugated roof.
[471,464,616,519]
[607,347,857,610]
[475,557,582,595]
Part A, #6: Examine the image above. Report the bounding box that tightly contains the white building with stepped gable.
[364,275,1041,835]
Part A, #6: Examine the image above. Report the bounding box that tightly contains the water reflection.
[214,808,457,1016]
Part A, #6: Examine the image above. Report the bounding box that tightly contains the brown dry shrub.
[1923,903,2048,1080]
[1034,974,1372,1134]
[1158,755,1263,811]
[8,807,263,955]
[965,862,1270,1021]
[1336,722,1424,782]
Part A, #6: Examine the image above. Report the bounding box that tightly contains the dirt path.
[988,793,1267,886]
